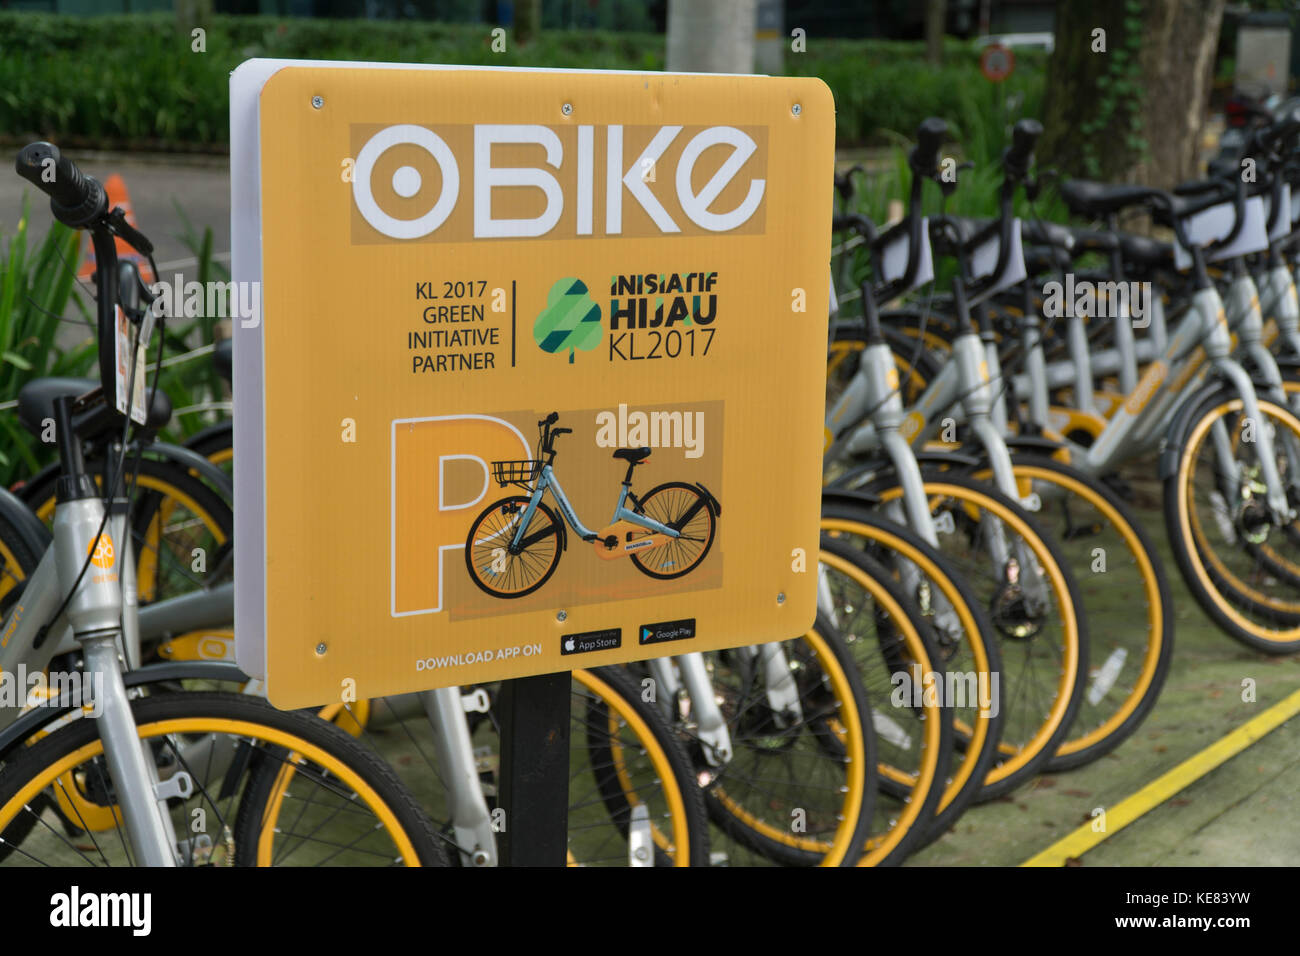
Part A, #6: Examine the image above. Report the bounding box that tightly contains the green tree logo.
[533,278,602,364]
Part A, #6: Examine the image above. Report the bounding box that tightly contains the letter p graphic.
[391,415,531,615]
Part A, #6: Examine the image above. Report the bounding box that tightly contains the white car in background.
[974,32,1055,53]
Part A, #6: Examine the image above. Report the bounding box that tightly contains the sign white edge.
[231,60,274,679]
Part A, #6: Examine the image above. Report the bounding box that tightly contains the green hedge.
[0,13,1045,152]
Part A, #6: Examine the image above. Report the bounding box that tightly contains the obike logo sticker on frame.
[235,62,834,707]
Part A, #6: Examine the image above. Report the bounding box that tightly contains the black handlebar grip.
[909,118,948,176]
[543,412,559,426]
[1003,119,1043,180]
[553,427,573,437]
[1271,105,1300,145]
[15,142,106,227]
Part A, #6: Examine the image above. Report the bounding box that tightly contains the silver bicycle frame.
[511,465,679,546]
[0,497,179,866]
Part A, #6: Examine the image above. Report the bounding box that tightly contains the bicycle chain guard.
[590,520,671,561]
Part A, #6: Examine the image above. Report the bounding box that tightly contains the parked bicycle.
[466,412,720,598]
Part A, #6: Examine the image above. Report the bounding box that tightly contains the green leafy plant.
[1076,0,1146,179]
[0,197,95,487]
[152,203,230,441]
[0,197,234,488]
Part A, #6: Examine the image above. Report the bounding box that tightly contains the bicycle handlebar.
[15,141,164,405]
[834,164,865,203]
[909,118,947,179]
[1270,105,1300,146]
[537,413,570,461]
[15,142,106,227]
[835,213,878,245]
[1002,118,1042,184]
[866,118,950,304]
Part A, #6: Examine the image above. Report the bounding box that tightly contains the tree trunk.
[514,0,542,46]
[175,0,212,34]
[1134,0,1226,189]
[925,0,946,66]
[666,0,757,74]
[1040,0,1225,191]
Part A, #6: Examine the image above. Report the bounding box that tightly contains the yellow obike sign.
[233,61,834,708]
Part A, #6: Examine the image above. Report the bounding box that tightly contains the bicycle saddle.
[1059,180,1159,217]
[1117,232,1175,270]
[1023,244,1071,276]
[938,215,990,242]
[1021,219,1076,252]
[213,337,232,384]
[1174,174,1259,200]
[1061,225,1119,254]
[927,215,995,254]
[17,376,172,438]
[1063,178,1235,229]
[612,447,651,463]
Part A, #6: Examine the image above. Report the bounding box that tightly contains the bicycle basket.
[491,459,543,487]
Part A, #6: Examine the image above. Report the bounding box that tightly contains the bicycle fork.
[648,654,733,768]
[1199,283,1294,521]
[53,494,180,866]
[422,679,682,868]
[420,686,498,867]
[948,331,1053,609]
[829,338,988,639]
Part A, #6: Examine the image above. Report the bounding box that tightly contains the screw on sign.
[980,44,1015,83]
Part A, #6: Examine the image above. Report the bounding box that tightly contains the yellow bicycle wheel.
[1166,392,1300,653]
[0,692,445,866]
[843,471,1087,798]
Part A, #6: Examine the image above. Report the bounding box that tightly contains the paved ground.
[0,150,230,273]
[908,464,1300,867]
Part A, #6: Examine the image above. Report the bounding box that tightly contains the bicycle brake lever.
[107,206,154,256]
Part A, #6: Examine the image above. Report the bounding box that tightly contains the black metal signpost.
[497,672,571,866]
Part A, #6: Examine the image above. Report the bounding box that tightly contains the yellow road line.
[1021,687,1300,867]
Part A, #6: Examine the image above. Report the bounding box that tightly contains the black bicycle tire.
[464,495,563,599]
[0,692,447,867]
